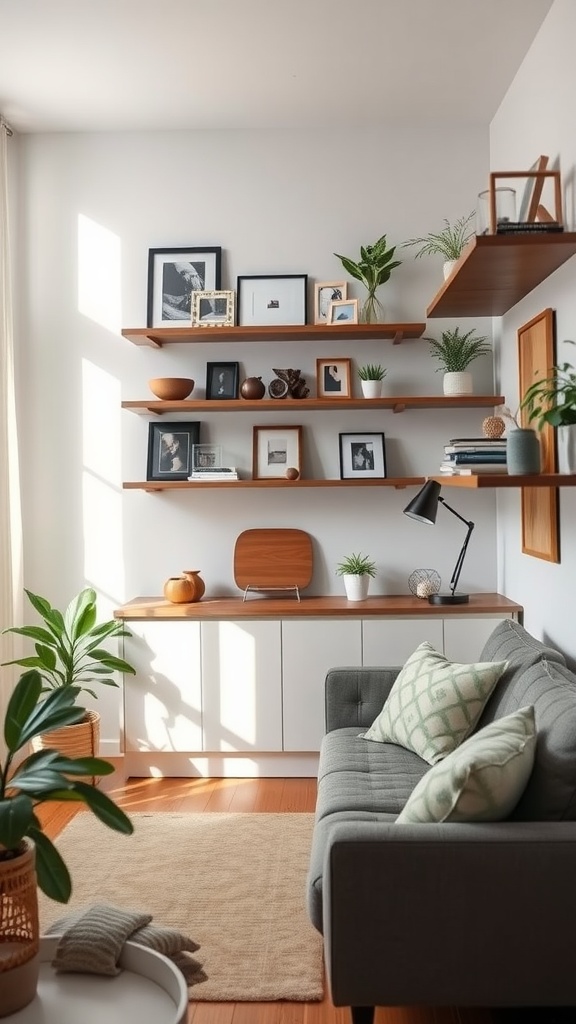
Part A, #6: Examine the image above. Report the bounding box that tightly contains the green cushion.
[396,705,537,823]
[362,642,508,764]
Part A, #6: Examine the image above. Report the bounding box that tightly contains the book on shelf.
[444,444,507,455]
[447,437,508,445]
[440,463,509,475]
[444,452,507,465]
[188,466,238,480]
[496,222,564,234]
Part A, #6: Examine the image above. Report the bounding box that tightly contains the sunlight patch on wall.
[218,622,256,748]
[78,214,121,332]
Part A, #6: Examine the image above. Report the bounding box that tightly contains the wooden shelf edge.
[121,395,505,415]
[123,477,426,492]
[121,322,427,347]
[429,473,576,488]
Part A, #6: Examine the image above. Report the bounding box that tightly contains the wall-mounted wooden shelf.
[122,395,505,415]
[123,477,425,492]
[426,234,576,318]
[431,473,576,489]
[121,322,426,347]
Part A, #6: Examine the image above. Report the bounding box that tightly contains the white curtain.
[0,119,23,759]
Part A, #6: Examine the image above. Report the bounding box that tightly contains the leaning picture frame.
[314,281,347,324]
[146,421,201,481]
[339,432,387,480]
[206,361,239,400]
[316,357,352,399]
[191,289,235,328]
[147,246,222,328]
[252,425,303,480]
[328,298,359,325]
[237,274,307,327]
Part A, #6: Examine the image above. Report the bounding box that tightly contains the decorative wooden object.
[518,308,559,563]
[233,528,313,598]
[488,165,563,233]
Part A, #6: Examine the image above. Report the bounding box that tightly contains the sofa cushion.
[362,642,508,765]
[396,706,536,824]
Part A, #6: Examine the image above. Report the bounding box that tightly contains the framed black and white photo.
[314,281,347,324]
[191,289,235,328]
[192,443,223,470]
[206,361,239,400]
[339,432,386,480]
[147,246,222,328]
[253,425,302,479]
[316,357,352,399]
[237,274,307,327]
[146,421,200,481]
[328,298,359,325]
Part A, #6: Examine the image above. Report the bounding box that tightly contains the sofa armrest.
[323,819,576,1008]
[324,667,401,732]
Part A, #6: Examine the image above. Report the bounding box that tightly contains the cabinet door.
[362,618,444,666]
[201,620,282,751]
[443,616,512,663]
[282,619,362,751]
[123,622,202,752]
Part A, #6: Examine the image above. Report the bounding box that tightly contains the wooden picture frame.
[191,290,235,327]
[316,358,352,399]
[327,298,358,325]
[206,361,239,400]
[252,426,302,479]
[489,163,563,233]
[147,247,222,328]
[339,432,387,479]
[518,308,559,562]
[314,281,347,324]
[146,421,200,481]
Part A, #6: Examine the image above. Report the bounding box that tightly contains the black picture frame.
[206,361,239,400]
[236,274,307,327]
[147,246,222,328]
[146,421,201,481]
[339,432,387,480]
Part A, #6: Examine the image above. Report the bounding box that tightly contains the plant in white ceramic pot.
[358,363,387,399]
[403,211,475,279]
[425,326,491,396]
[333,234,401,323]
[336,552,377,602]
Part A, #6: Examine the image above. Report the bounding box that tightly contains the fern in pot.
[403,211,475,279]
[336,552,377,602]
[358,363,387,399]
[425,326,491,396]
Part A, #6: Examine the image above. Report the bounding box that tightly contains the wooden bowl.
[148,377,194,401]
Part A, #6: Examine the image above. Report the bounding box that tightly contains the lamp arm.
[438,497,475,597]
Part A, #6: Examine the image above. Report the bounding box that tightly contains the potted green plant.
[2,588,136,762]
[425,326,491,396]
[336,552,377,602]
[334,234,401,323]
[358,363,387,399]
[519,353,576,472]
[0,669,133,1014]
[403,211,475,279]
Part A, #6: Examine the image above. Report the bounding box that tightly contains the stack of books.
[188,466,239,481]
[440,437,508,475]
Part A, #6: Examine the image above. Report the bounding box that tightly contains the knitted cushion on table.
[362,641,508,764]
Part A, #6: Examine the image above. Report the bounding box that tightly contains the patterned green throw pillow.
[396,705,536,823]
[362,642,508,764]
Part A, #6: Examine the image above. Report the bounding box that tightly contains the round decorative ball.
[408,568,441,599]
[285,467,300,480]
[482,415,506,439]
[240,376,266,400]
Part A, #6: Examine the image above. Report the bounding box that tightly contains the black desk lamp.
[403,480,475,605]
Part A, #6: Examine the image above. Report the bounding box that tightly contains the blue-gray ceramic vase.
[507,428,541,475]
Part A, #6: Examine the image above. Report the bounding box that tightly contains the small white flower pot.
[443,259,458,279]
[342,574,370,602]
[361,380,383,399]
[443,371,473,396]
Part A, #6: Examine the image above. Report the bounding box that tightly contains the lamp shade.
[403,480,441,525]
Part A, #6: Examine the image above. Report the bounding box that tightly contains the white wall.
[13,122,498,747]
[490,0,576,661]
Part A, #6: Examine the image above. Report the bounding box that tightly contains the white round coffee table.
[6,936,188,1024]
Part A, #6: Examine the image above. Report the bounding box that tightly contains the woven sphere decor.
[482,415,506,439]
[409,568,441,599]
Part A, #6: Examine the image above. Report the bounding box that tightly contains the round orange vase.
[182,570,205,602]
[163,577,194,603]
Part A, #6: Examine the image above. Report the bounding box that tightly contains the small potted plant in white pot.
[425,326,491,396]
[403,211,475,279]
[358,363,387,399]
[336,552,377,602]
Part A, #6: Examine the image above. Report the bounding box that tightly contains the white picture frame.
[191,290,235,327]
[237,275,307,327]
[328,298,359,325]
[252,426,303,479]
[314,281,347,324]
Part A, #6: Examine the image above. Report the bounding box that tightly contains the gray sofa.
[306,620,576,1024]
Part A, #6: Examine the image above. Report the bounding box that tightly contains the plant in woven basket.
[425,327,491,373]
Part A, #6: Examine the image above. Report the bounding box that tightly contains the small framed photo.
[192,443,222,470]
[253,426,303,480]
[206,361,239,400]
[316,358,352,399]
[339,432,387,480]
[328,298,359,325]
[146,421,201,481]
[314,281,347,324]
[237,274,307,327]
[147,246,222,328]
[191,289,235,328]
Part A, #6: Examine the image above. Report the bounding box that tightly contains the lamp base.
[428,592,470,605]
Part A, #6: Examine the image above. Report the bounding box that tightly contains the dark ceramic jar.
[240,376,266,400]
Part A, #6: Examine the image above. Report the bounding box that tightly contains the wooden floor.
[37,772,544,1024]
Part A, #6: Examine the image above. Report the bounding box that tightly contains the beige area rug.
[38,812,324,1002]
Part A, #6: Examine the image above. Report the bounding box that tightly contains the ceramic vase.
[182,570,206,601]
[507,428,541,475]
[557,425,576,473]
[443,259,458,279]
[163,576,194,603]
[361,380,383,399]
[342,574,370,602]
[443,371,473,395]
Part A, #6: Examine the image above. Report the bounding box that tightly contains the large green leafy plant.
[403,211,475,262]
[425,327,491,373]
[334,234,401,323]
[2,588,135,699]
[0,670,133,901]
[520,353,576,429]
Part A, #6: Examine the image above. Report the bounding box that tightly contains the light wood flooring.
[37,773,557,1024]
